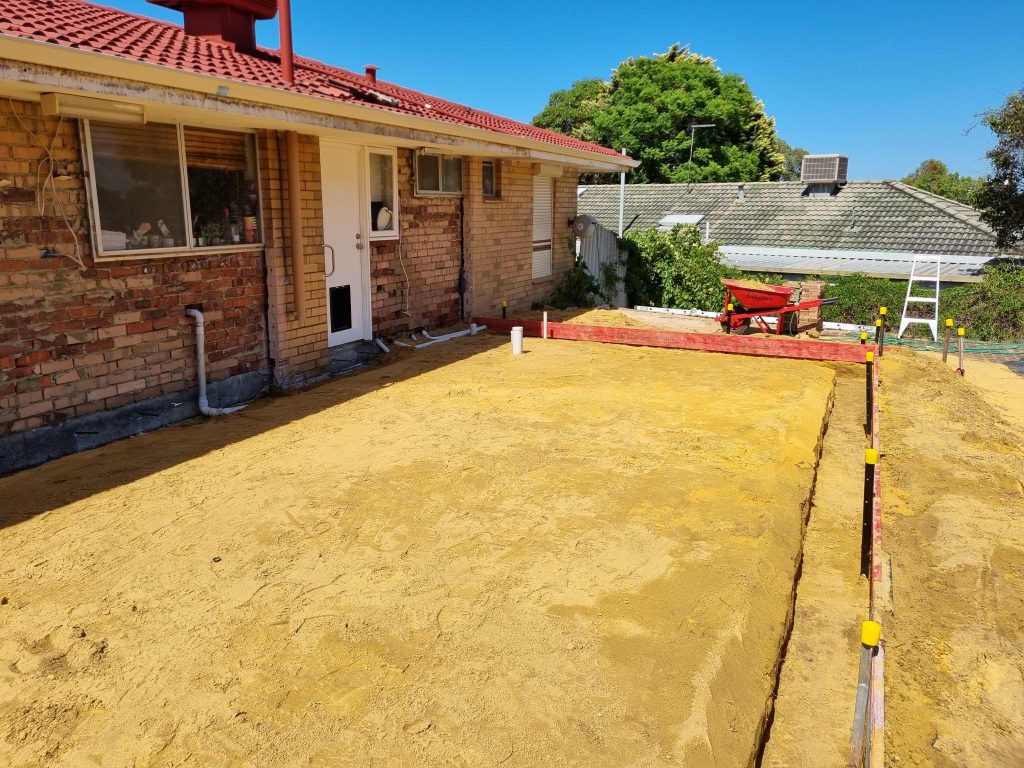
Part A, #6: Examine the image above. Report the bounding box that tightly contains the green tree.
[531,78,609,142]
[775,139,809,181]
[976,87,1024,248]
[623,224,738,309]
[534,44,785,184]
[901,159,984,206]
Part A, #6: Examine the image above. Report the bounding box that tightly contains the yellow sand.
[0,335,834,767]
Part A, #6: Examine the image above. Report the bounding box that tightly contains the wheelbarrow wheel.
[721,318,752,335]
[782,312,800,336]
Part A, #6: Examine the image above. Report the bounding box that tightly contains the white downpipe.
[374,337,390,353]
[184,308,244,416]
[618,147,627,235]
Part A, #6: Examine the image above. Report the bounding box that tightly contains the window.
[85,121,261,257]
[415,152,462,195]
[532,175,553,279]
[482,159,500,198]
[368,150,398,238]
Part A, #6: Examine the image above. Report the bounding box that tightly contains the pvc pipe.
[421,328,475,343]
[542,311,548,339]
[374,337,390,354]
[511,326,524,355]
[184,308,245,416]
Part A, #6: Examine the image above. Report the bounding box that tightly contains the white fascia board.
[0,35,638,173]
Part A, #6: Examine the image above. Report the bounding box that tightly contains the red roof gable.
[0,0,625,160]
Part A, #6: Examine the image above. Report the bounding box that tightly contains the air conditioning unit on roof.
[800,154,849,186]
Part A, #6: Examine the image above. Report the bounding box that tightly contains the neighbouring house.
[0,0,636,474]
[578,155,1016,284]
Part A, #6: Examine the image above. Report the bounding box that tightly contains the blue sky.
[110,0,1023,180]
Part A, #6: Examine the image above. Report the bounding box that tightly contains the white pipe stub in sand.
[511,326,524,355]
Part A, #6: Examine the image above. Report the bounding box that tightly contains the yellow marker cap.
[865,448,879,465]
[860,332,868,340]
[501,299,508,307]
[945,318,954,327]
[727,303,734,311]
[879,306,888,315]
[875,319,882,327]
[866,351,874,362]
[861,620,882,647]
[957,327,965,337]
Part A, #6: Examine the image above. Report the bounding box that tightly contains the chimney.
[737,183,745,202]
[148,0,278,55]
[364,65,379,84]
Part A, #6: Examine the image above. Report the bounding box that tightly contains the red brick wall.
[0,98,268,437]
[370,149,462,336]
[463,159,578,316]
[258,131,329,387]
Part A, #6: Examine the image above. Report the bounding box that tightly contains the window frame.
[366,146,400,241]
[414,151,462,196]
[482,158,501,199]
[82,119,264,261]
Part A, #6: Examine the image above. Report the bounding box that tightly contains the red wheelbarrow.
[715,279,836,335]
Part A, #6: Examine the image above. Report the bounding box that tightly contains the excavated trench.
[753,381,837,765]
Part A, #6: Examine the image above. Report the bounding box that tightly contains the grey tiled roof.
[578,181,1011,258]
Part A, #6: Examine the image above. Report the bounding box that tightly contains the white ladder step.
[899,252,942,341]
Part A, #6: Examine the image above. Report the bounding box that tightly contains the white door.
[320,140,368,346]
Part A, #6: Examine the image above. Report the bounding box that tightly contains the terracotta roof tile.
[0,0,624,159]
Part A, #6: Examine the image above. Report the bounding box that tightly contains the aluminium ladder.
[898,253,941,341]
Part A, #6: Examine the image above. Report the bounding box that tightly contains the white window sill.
[94,243,265,262]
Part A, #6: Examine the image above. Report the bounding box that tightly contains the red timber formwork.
[868,353,885,768]
[474,317,872,365]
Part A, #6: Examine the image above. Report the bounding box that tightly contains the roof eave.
[0,34,638,172]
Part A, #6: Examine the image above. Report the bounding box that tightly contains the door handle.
[321,242,336,277]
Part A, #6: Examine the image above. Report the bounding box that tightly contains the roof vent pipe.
[278,0,294,85]
[364,65,379,83]
[737,183,745,202]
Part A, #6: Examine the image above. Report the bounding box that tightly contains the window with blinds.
[88,122,187,251]
[85,121,261,256]
[184,128,260,247]
[532,175,553,279]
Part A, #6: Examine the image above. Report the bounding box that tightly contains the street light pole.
[687,123,715,185]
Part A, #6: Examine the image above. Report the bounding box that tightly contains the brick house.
[0,0,635,473]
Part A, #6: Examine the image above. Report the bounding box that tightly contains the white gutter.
[184,308,245,416]
[0,36,638,173]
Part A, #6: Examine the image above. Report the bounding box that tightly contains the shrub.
[820,273,909,325]
[940,262,1024,341]
[548,260,604,309]
[624,225,738,310]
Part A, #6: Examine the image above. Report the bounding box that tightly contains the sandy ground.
[881,351,1024,766]
[761,369,870,767]
[0,335,835,768]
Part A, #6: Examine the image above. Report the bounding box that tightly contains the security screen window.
[482,159,499,197]
[88,121,187,252]
[369,151,396,234]
[416,152,462,194]
[184,128,261,247]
